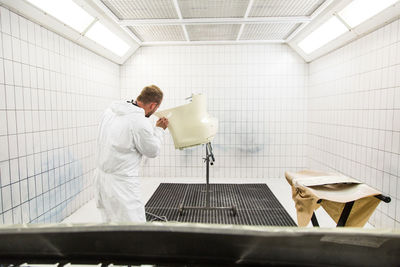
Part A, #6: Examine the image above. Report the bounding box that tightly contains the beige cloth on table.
[285,170,382,227]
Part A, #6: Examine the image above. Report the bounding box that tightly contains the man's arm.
[132,118,168,158]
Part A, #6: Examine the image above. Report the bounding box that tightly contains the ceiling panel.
[249,0,325,17]
[186,24,241,41]
[101,0,178,19]
[178,0,250,18]
[129,25,186,42]
[240,23,301,40]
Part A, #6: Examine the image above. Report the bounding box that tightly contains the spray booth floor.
[62,177,374,228]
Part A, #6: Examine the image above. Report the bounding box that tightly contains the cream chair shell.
[155,94,218,150]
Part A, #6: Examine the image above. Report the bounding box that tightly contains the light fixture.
[85,21,130,57]
[338,0,399,28]
[26,0,94,33]
[298,16,348,54]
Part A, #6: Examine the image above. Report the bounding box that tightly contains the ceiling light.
[85,22,130,57]
[338,0,399,28]
[26,0,94,33]
[298,16,348,54]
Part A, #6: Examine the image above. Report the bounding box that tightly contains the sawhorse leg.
[311,200,355,227]
[336,201,354,227]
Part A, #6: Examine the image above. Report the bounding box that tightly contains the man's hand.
[156,117,169,130]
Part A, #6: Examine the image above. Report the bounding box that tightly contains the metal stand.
[178,142,237,216]
[311,194,391,227]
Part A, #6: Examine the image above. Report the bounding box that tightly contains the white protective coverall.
[94,101,164,222]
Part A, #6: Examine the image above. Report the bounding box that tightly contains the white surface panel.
[186,24,241,41]
[249,0,325,17]
[102,0,179,19]
[240,23,300,40]
[179,0,250,18]
[129,25,186,42]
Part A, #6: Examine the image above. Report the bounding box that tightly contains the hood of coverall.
[109,101,144,116]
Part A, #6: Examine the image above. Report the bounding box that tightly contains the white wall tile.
[6,111,16,135]
[0,7,11,34]
[0,136,9,161]
[9,158,19,183]
[2,33,12,60]
[11,37,20,62]
[16,111,24,134]
[0,85,5,109]
[14,86,23,109]
[8,135,18,159]
[0,161,10,186]
[0,110,7,136]
[26,20,35,44]
[29,67,37,89]
[19,16,28,41]
[1,186,11,212]
[20,41,29,65]
[18,156,27,180]
[4,59,13,85]
[9,12,19,38]
[0,59,4,85]
[5,86,14,110]
[34,24,41,47]
[28,43,36,66]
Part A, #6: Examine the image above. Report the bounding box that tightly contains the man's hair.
[137,85,163,104]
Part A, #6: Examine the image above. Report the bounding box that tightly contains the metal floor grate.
[145,183,297,226]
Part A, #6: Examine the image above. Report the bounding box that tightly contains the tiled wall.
[308,19,400,228]
[0,7,120,223]
[121,44,308,179]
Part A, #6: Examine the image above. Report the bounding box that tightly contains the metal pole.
[206,144,210,208]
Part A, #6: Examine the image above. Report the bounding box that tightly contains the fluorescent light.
[85,22,130,57]
[298,16,348,54]
[26,0,94,32]
[338,0,399,28]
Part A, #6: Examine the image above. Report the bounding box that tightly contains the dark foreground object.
[0,224,399,266]
[145,183,296,226]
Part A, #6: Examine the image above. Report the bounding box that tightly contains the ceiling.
[3,0,398,64]
[98,0,330,45]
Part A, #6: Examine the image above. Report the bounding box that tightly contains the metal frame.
[311,194,391,227]
[119,17,312,26]
[141,39,285,46]
[172,0,190,42]
[236,0,254,40]
[178,143,237,216]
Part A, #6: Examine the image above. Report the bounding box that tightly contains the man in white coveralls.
[95,85,168,222]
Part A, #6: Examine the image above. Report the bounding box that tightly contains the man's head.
[136,85,163,117]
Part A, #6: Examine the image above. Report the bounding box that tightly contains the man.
[94,85,168,222]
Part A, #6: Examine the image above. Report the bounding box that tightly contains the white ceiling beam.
[120,16,312,26]
[141,40,285,46]
[172,0,190,42]
[90,0,142,44]
[285,0,334,42]
[236,0,254,41]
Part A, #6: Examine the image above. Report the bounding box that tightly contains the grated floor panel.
[145,183,297,226]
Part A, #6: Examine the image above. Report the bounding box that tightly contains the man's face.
[145,102,160,117]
